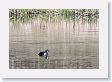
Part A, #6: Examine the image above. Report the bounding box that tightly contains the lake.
[9,18,99,69]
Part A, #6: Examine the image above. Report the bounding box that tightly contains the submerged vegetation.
[9,9,99,23]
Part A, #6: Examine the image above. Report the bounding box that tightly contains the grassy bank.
[9,9,99,23]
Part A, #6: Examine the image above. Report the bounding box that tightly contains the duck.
[38,49,49,59]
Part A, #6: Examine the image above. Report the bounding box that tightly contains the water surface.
[9,18,99,69]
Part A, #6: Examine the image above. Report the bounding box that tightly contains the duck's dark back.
[38,52,44,56]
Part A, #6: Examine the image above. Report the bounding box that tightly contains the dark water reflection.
[9,19,99,69]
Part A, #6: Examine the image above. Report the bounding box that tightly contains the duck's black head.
[45,49,49,52]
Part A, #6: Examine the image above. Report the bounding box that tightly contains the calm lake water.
[9,18,99,69]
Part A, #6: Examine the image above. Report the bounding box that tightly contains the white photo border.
[0,0,108,78]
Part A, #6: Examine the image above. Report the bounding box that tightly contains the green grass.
[9,9,99,23]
